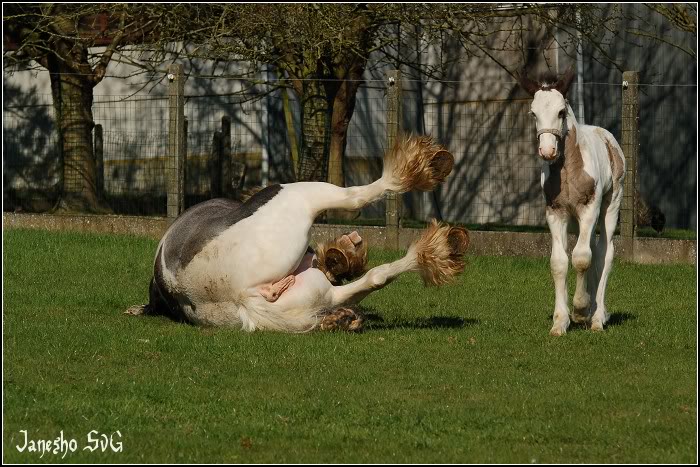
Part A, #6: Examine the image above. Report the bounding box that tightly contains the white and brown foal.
[127,135,469,332]
[519,69,625,335]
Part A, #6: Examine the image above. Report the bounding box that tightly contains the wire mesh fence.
[3,93,60,211]
[2,75,696,231]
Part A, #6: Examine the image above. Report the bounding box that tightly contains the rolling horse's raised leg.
[284,134,454,218]
[329,222,469,307]
[185,134,456,294]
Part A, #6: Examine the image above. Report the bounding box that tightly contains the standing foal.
[519,69,625,336]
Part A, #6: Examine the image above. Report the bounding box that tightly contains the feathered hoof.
[384,134,454,192]
[319,307,364,332]
[412,220,469,286]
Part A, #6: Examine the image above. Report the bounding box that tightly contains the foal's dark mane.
[537,71,560,89]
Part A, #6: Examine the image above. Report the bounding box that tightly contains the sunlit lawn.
[3,228,696,463]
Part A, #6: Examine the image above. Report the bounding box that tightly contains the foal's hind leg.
[590,190,622,331]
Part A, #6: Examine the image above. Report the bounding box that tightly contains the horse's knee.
[572,247,592,273]
[367,269,388,289]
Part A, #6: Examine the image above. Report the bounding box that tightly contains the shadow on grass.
[361,311,479,331]
[606,312,637,327]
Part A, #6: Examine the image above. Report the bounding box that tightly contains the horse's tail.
[236,297,322,333]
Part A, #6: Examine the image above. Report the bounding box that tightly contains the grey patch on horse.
[543,126,596,214]
[163,184,284,271]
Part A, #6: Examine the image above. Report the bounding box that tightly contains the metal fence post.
[386,70,402,250]
[168,64,185,220]
[211,130,223,198]
[221,116,232,198]
[182,117,187,210]
[93,124,104,199]
[620,71,639,259]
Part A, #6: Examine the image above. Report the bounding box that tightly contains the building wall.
[3,6,696,227]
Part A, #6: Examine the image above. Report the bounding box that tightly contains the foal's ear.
[517,68,540,96]
[555,66,576,96]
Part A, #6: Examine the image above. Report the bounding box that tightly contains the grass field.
[3,228,697,463]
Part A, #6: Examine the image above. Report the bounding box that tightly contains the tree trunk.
[295,74,363,189]
[48,56,108,213]
[297,79,333,182]
[328,76,363,187]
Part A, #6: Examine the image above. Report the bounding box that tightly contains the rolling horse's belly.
[181,209,313,303]
[153,185,316,307]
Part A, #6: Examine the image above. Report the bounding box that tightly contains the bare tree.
[3,4,161,212]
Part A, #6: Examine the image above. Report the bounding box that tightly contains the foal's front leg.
[546,208,570,336]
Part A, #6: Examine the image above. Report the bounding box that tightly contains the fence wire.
[2,77,696,230]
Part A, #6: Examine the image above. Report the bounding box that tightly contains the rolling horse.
[126,135,469,332]
[519,68,625,336]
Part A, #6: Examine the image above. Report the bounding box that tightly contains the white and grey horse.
[127,135,469,332]
[519,68,625,335]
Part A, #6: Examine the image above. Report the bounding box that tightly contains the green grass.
[635,227,697,240]
[3,228,697,463]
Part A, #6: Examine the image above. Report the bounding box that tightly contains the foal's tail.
[409,220,470,286]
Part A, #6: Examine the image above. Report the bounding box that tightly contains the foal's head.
[518,67,576,162]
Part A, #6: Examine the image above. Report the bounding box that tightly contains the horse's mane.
[538,71,560,89]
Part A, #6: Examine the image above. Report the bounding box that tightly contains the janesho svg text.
[15,430,123,458]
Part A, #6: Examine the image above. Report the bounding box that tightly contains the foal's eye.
[558,109,566,118]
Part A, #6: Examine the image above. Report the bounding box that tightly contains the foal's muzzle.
[537,128,563,162]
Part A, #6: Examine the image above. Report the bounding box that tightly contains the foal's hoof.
[549,324,568,337]
[590,321,605,332]
[570,309,590,324]
[320,307,364,332]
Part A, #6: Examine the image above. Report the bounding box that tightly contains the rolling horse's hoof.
[320,307,364,332]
